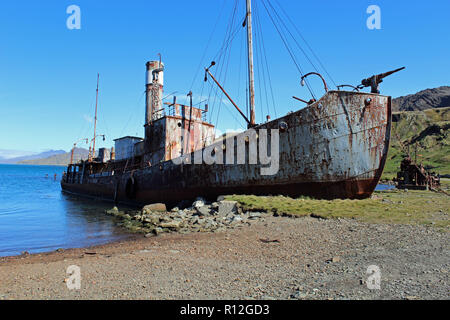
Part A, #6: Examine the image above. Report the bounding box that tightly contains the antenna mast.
[246,0,256,126]
[92,73,99,161]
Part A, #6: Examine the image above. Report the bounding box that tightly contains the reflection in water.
[0,164,132,257]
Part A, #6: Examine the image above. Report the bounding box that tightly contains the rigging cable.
[254,0,274,120]
[119,90,146,137]
[266,0,322,75]
[209,0,241,131]
[255,2,277,118]
[260,0,316,100]
[253,3,264,123]
[189,0,228,91]
[273,0,338,88]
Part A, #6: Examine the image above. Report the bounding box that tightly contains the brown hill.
[393,86,450,111]
[19,148,90,166]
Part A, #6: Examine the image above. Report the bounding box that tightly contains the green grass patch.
[226,190,449,230]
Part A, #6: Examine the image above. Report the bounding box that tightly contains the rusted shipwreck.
[61,0,402,206]
[394,156,441,190]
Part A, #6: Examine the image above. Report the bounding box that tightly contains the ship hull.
[61,91,392,206]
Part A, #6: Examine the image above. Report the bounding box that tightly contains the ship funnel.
[145,60,165,125]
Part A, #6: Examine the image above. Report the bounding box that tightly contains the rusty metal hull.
[61,91,392,206]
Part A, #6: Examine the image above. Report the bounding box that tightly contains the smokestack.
[145,60,164,125]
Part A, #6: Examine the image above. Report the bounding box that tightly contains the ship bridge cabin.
[142,60,215,167]
[65,60,216,183]
[143,100,215,167]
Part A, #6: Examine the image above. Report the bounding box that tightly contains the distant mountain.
[18,148,91,166]
[393,86,450,112]
[0,150,65,164]
[0,149,37,160]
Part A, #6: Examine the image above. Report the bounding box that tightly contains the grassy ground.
[383,107,450,180]
[226,189,449,230]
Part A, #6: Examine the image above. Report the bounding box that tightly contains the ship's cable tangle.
[208,60,223,125]
[262,0,312,78]
[206,76,216,123]
[189,0,228,91]
[213,0,239,63]
[212,5,244,131]
[76,90,98,144]
[254,3,277,118]
[262,0,316,99]
[97,92,114,143]
[254,1,272,120]
[214,32,236,130]
[260,0,316,100]
[197,80,206,111]
[210,57,226,128]
[206,63,223,125]
[269,0,337,92]
[253,0,262,122]
[236,27,244,109]
[218,1,255,129]
[119,90,145,137]
[223,24,246,129]
[272,0,337,88]
[265,0,321,76]
[208,0,251,130]
[205,60,245,131]
[254,8,266,124]
[209,1,238,126]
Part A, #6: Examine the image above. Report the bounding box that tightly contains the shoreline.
[0,215,448,300]
[2,185,448,260]
[0,234,142,263]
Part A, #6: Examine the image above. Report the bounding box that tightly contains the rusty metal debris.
[394,156,441,190]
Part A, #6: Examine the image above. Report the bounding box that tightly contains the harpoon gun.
[358,67,405,94]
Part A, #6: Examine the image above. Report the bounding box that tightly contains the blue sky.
[0,0,449,153]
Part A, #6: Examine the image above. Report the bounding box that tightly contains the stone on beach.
[217,200,239,216]
[108,197,266,236]
[106,206,120,215]
[142,203,167,213]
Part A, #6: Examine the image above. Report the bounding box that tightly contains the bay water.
[0,164,130,257]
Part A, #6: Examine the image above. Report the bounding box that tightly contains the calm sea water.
[375,184,395,191]
[0,164,130,257]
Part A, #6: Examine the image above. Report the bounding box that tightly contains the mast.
[92,73,99,161]
[246,0,256,126]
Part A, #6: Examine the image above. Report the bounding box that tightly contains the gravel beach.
[0,214,448,300]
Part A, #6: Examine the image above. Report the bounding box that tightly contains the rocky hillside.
[392,86,450,111]
[18,148,90,166]
[383,107,450,179]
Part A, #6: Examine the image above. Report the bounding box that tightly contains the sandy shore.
[0,215,448,300]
